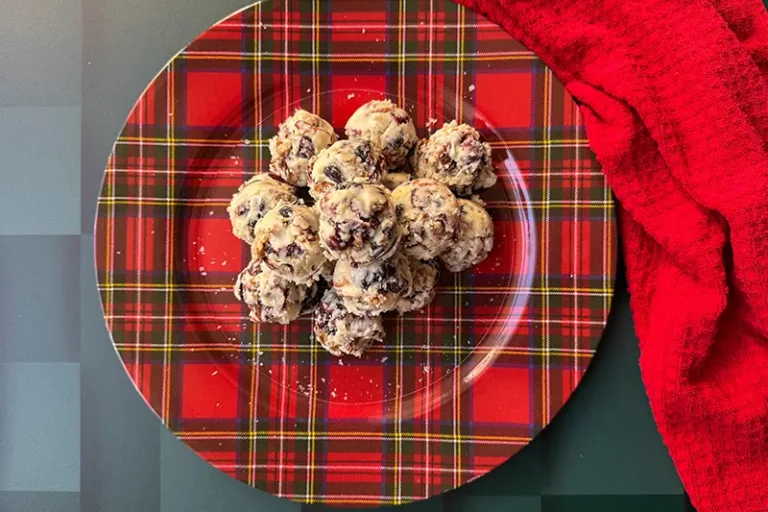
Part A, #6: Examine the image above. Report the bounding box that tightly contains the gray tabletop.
[0,0,693,510]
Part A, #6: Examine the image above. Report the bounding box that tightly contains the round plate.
[96,0,616,507]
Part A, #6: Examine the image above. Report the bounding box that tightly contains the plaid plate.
[95,0,617,507]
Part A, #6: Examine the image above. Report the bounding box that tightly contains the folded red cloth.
[456,0,768,509]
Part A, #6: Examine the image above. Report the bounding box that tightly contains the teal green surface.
[0,363,80,492]
[541,495,692,512]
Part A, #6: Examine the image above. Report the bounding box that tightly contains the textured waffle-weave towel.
[456,0,768,509]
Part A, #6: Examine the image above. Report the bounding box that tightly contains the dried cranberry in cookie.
[317,183,400,265]
[440,199,495,272]
[268,109,337,186]
[234,261,318,324]
[227,174,297,244]
[250,203,325,284]
[411,121,497,196]
[396,258,439,313]
[391,178,460,260]
[345,99,418,169]
[333,252,412,315]
[308,139,386,200]
[313,289,385,357]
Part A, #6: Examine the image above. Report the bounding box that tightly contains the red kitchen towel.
[455,0,768,510]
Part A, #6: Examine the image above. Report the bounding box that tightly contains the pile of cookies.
[229,99,496,357]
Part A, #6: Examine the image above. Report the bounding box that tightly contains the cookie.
[391,178,460,259]
[440,199,494,272]
[308,139,386,200]
[345,99,418,169]
[227,174,297,244]
[318,183,400,264]
[269,109,337,186]
[411,121,497,195]
[333,252,412,315]
[314,288,385,357]
[250,203,325,284]
[235,261,318,324]
[397,259,439,313]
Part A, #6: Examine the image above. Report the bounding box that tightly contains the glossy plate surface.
[95,0,617,506]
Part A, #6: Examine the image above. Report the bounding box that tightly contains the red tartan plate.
[95,0,617,507]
